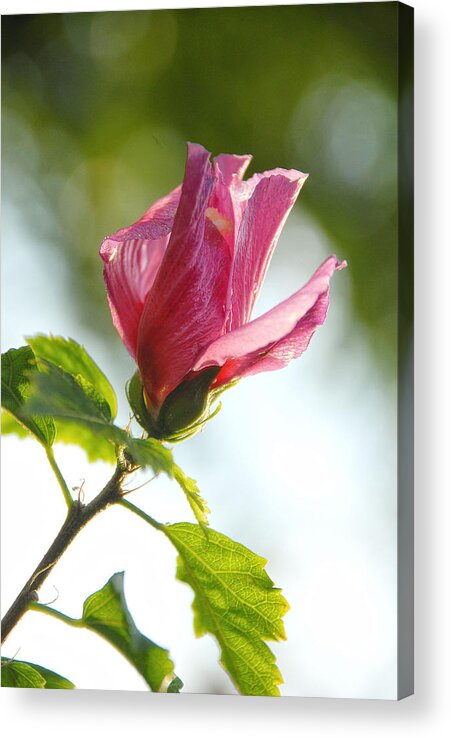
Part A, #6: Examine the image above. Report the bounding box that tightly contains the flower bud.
[127,366,221,442]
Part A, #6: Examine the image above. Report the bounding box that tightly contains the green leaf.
[27,335,117,419]
[167,675,184,693]
[1,657,75,689]
[24,361,167,467]
[23,335,120,462]
[53,419,117,463]
[1,346,55,446]
[81,572,180,692]
[164,523,289,696]
[1,408,32,439]
[26,359,124,443]
[131,439,210,527]
[172,465,210,529]
[27,663,75,689]
[128,437,177,474]
[28,359,112,423]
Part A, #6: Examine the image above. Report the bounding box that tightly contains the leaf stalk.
[45,445,74,510]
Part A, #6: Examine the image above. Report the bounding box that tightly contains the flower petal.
[194,256,346,385]
[100,237,168,359]
[207,153,252,255]
[100,187,181,358]
[226,169,308,331]
[137,143,232,412]
[106,186,181,242]
[214,153,252,186]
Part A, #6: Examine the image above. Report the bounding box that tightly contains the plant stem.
[1,449,134,644]
[45,445,73,510]
[118,498,163,531]
[29,602,83,629]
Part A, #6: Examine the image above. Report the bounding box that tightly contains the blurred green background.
[2,2,399,365]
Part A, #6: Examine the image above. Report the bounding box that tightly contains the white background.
[1,0,450,735]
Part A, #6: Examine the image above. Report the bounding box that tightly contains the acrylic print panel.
[1,2,413,699]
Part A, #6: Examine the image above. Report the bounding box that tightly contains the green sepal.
[126,370,159,437]
[157,366,221,439]
[127,367,222,442]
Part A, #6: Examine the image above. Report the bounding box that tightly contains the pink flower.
[100,143,345,438]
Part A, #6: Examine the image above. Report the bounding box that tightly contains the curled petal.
[106,186,181,242]
[194,256,346,385]
[226,169,308,331]
[100,187,181,358]
[101,236,168,359]
[214,153,252,186]
[207,153,252,254]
